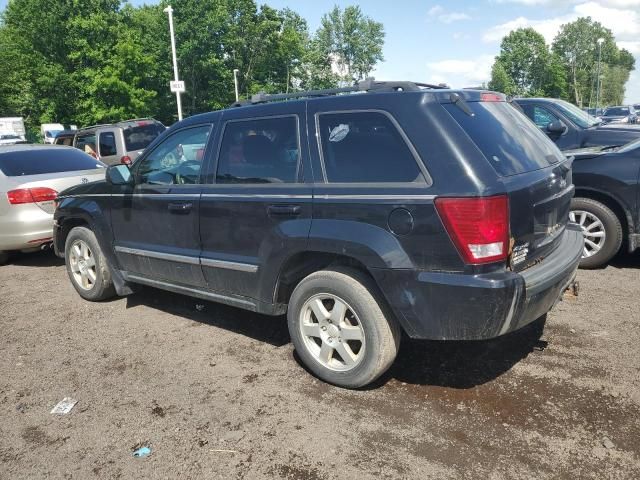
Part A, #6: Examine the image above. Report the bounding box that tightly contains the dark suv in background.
[73,118,165,165]
[53,81,583,388]
[515,98,640,150]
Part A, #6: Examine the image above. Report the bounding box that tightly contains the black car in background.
[600,105,638,125]
[53,82,582,388]
[568,138,640,267]
[515,98,640,150]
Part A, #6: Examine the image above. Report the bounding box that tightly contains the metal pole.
[596,38,604,113]
[233,69,240,102]
[164,6,182,121]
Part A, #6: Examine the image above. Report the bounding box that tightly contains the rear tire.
[570,197,623,269]
[64,226,116,301]
[287,267,400,388]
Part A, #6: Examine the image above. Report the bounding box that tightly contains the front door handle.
[267,204,301,217]
[168,202,193,214]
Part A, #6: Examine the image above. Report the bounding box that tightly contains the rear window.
[444,101,563,177]
[123,123,165,151]
[0,148,105,176]
[604,107,629,116]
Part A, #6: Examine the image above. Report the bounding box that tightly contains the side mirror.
[106,164,133,185]
[547,120,567,134]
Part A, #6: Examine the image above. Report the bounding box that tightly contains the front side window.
[135,125,211,185]
[99,132,117,157]
[216,116,300,184]
[317,111,424,183]
[532,106,559,129]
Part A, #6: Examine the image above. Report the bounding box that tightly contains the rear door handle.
[267,204,301,217]
[168,202,193,214]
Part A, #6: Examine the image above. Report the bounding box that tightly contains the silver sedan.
[0,145,106,263]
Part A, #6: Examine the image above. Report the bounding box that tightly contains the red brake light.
[120,155,132,165]
[7,187,58,205]
[435,195,509,265]
[480,92,503,102]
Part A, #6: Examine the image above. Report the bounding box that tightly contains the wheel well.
[274,252,375,305]
[574,189,631,237]
[57,218,89,255]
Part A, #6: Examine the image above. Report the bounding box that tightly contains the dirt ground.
[1,250,639,479]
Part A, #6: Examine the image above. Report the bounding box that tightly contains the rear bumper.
[0,206,53,251]
[373,225,584,340]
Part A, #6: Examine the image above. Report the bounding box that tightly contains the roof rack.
[231,78,450,107]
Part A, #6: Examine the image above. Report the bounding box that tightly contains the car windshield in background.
[123,123,165,151]
[0,148,105,176]
[555,100,601,128]
[444,100,563,177]
[604,107,629,116]
[618,137,640,153]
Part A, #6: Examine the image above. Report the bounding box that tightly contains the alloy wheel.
[570,210,606,258]
[299,293,366,372]
[68,239,97,290]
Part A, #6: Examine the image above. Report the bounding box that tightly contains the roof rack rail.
[77,123,113,131]
[231,78,450,107]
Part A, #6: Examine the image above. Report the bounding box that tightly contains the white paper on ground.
[50,397,78,415]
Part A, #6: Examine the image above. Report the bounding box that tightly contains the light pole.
[233,69,240,102]
[595,37,604,113]
[164,5,183,121]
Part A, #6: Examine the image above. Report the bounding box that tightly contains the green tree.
[315,5,384,82]
[488,60,516,95]
[551,17,634,107]
[490,28,550,97]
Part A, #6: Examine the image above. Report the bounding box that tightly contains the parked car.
[514,98,640,150]
[566,138,640,268]
[53,130,77,147]
[0,117,26,142]
[54,81,583,388]
[73,118,166,165]
[583,107,603,117]
[41,123,65,144]
[0,132,27,145]
[600,105,638,124]
[0,145,106,264]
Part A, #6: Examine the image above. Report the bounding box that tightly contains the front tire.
[288,267,400,388]
[570,197,623,269]
[64,226,116,301]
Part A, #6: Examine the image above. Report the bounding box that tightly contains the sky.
[1,0,639,103]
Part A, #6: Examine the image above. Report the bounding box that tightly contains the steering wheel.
[175,161,201,184]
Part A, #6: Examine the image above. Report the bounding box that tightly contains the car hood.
[58,178,111,198]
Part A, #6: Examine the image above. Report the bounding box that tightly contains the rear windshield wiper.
[449,93,474,117]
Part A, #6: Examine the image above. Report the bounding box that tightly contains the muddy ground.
[1,250,639,479]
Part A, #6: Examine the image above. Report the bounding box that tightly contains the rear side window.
[99,132,117,156]
[0,148,105,176]
[123,123,165,151]
[444,101,563,177]
[216,116,300,184]
[317,111,424,183]
[75,133,97,157]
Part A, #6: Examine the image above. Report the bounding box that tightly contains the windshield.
[0,148,105,176]
[604,107,629,116]
[123,123,165,151]
[618,138,640,154]
[444,101,564,176]
[555,100,601,128]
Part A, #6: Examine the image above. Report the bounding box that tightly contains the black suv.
[53,81,583,388]
[515,98,640,150]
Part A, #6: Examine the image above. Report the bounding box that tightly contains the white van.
[41,123,65,144]
[0,117,26,142]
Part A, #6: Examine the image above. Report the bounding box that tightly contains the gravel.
[1,250,639,479]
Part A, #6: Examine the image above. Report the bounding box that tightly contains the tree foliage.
[489,18,634,106]
[0,0,386,129]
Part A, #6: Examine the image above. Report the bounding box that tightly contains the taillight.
[480,92,503,102]
[7,187,58,205]
[435,195,509,265]
[120,156,132,165]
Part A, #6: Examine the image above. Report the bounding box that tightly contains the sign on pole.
[170,80,185,93]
